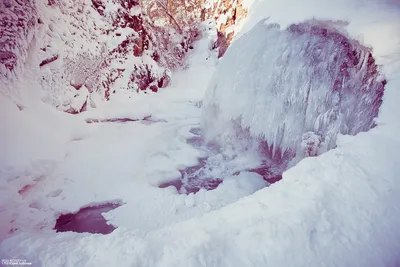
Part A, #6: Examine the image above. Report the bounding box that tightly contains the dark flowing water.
[159,178,222,194]
[85,115,166,124]
[160,127,281,194]
[54,203,121,234]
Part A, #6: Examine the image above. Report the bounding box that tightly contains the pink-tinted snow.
[17,184,36,198]
[247,166,282,184]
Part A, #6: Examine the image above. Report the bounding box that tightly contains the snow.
[1,27,268,258]
[0,95,87,168]
[216,13,229,27]
[1,0,191,113]
[1,0,400,267]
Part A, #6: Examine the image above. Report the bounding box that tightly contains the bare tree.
[147,0,183,33]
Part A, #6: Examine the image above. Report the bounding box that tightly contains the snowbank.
[0,93,88,242]
[0,95,87,169]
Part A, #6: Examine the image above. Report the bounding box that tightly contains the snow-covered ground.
[0,27,269,263]
[1,0,400,266]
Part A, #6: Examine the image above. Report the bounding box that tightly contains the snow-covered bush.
[202,19,386,164]
[145,0,202,31]
[145,22,202,70]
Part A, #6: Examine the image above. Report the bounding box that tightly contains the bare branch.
[153,0,183,34]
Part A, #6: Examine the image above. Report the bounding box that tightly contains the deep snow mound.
[202,19,385,163]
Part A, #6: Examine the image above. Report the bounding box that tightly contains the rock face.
[144,0,248,57]
[0,0,38,86]
[0,0,245,113]
[201,0,247,57]
[0,0,201,113]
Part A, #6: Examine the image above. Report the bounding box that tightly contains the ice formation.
[202,19,385,162]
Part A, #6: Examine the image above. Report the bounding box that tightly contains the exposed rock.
[201,0,248,57]
[0,0,204,113]
[39,55,59,67]
[0,0,243,113]
[0,0,38,79]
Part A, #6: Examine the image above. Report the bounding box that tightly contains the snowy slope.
[0,0,195,114]
[1,0,400,267]
[1,27,269,252]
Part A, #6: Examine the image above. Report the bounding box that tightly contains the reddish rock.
[91,0,105,16]
[202,0,248,57]
[0,51,18,71]
[39,54,59,67]
[1,0,238,114]
[0,0,38,76]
